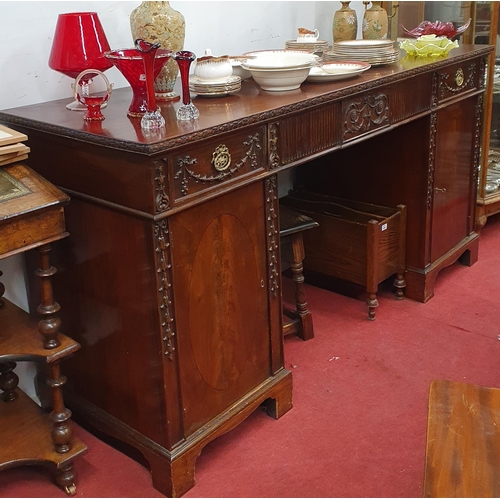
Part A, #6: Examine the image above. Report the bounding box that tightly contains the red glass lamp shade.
[48,12,112,78]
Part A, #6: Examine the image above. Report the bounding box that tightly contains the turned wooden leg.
[55,463,77,496]
[393,273,406,300]
[36,243,62,349]
[47,363,73,454]
[366,293,379,321]
[290,233,314,340]
[0,362,19,402]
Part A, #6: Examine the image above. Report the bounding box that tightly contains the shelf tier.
[0,299,80,363]
[0,389,87,471]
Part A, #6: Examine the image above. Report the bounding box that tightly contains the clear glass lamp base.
[141,110,165,131]
[176,103,200,121]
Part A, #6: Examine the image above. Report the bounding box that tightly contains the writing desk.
[0,45,491,497]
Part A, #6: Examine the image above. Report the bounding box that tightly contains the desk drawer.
[342,89,390,142]
[437,61,478,103]
[271,102,342,166]
[170,126,267,204]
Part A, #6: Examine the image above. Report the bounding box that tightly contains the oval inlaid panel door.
[170,182,272,436]
[189,213,258,391]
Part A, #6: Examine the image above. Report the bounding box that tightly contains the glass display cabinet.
[389,1,500,227]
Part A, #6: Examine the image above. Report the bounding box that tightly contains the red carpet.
[3,215,500,498]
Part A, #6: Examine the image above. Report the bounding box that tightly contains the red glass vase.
[173,51,199,121]
[105,48,172,117]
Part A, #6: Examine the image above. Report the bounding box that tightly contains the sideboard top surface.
[0,45,491,155]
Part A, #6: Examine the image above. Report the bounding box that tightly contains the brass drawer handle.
[212,144,231,172]
[455,68,464,87]
[435,187,447,193]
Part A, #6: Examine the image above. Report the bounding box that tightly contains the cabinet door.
[169,180,278,437]
[430,98,476,263]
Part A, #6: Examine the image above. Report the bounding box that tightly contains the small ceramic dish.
[321,61,371,75]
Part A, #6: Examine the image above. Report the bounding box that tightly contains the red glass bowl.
[401,18,472,39]
[105,48,172,117]
[49,12,112,78]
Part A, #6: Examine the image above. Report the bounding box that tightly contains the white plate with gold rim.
[307,61,371,82]
[334,39,395,48]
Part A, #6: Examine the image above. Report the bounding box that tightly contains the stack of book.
[0,124,29,167]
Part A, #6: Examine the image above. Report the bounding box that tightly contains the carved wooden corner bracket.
[174,133,262,197]
[154,158,170,214]
[473,94,483,187]
[154,219,176,361]
[427,112,438,210]
[269,123,280,169]
[343,93,389,138]
[265,176,279,297]
[431,73,439,109]
[479,57,487,89]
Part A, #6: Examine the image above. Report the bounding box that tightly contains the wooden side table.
[279,204,319,340]
[0,163,87,495]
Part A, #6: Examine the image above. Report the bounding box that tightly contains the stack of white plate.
[324,39,399,66]
[284,40,329,54]
[189,75,242,97]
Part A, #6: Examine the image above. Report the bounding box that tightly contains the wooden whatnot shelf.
[0,162,87,495]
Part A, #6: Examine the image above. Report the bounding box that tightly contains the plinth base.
[404,233,479,303]
[67,368,293,497]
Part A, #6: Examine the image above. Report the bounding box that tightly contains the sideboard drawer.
[437,60,478,103]
[170,126,267,204]
[342,89,391,143]
[271,102,342,167]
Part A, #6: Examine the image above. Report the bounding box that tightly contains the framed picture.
[0,124,28,148]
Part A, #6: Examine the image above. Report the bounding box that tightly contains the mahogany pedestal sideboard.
[0,163,87,494]
[0,45,491,497]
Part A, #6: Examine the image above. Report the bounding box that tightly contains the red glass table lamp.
[49,12,113,110]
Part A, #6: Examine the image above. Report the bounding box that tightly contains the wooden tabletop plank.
[424,379,500,497]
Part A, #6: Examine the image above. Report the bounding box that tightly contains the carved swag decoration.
[174,133,262,197]
[439,63,476,99]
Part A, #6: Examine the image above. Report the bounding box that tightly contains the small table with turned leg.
[279,204,319,341]
[0,163,87,495]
